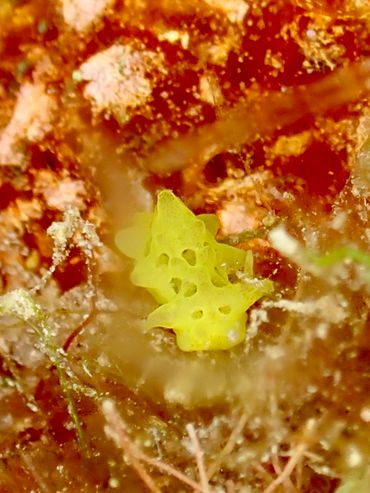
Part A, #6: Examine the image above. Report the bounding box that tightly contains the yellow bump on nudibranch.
[116,190,273,351]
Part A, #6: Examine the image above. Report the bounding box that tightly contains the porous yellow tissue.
[116,190,273,351]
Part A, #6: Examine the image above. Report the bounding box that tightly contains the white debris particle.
[0,82,56,165]
[164,385,188,406]
[60,0,114,32]
[157,30,189,49]
[47,179,86,210]
[306,29,317,40]
[331,211,347,230]
[102,399,114,416]
[360,407,370,422]
[199,74,223,106]
[263,296,347,324]
[227,329,239,343]
[306,385,318,394]
[269,226,300,257]
[265,345,285,360]
[0,414,14,432]
[97,353,110,367]
[220,201,260,236]
[271,131,311,157]
[346,445,363,467]
[315,322,329,339]
[35,170,87,211]
[245,306,268,347]
[352,137,370,198]
[79,44,164,124]
[0,289,40,321]
[203,0,249,23]
[108,478,120,489]
[213,487,227,493]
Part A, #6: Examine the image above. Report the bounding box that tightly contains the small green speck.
[108,478,120,488]
[17,59,30,78]
[37,20,48,34]
[72,70,83,82]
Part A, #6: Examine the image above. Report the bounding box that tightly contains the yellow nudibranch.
[116,190,273,351]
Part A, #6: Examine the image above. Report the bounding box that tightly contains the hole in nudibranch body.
[184,283,197,297]
[156,253,169,267]
[182,248,196,266]
[211,272,227,287]
[170,277,182,294]
[192,309,204,319]
[218,305,231,315]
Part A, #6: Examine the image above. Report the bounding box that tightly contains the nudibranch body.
[116,190,273,351]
